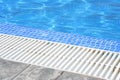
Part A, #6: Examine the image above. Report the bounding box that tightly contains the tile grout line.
[54,71,64,80]
[12,64,31,80]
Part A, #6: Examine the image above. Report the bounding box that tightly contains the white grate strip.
[0,34,120,80]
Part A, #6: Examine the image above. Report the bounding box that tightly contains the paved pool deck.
[0,58,103,80]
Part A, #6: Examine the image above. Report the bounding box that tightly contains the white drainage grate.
[0,34,120,80]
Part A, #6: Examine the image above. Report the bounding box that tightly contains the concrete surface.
[0,58,103,80]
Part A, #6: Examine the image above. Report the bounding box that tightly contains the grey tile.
[56,72,85,80]
[14,65,63,80]
[0,58,29,80]
[56,72,103,80]
[0,58,103,80]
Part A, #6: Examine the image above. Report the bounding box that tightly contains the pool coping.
[0,23,120,52]
[0,34,120,80]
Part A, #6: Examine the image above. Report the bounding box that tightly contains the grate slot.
[105,54,117,78]
[0,34,119,80]
[82,50,100,74]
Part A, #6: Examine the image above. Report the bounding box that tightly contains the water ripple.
[0,0,120,40]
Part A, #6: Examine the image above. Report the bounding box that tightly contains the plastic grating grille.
[0,34,120,80]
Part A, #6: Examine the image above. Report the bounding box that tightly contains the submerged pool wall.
[0,23,120,52]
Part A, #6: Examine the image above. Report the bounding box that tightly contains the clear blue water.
[0,0,120,40]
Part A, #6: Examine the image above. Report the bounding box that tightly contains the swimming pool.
[0,0,120,52]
